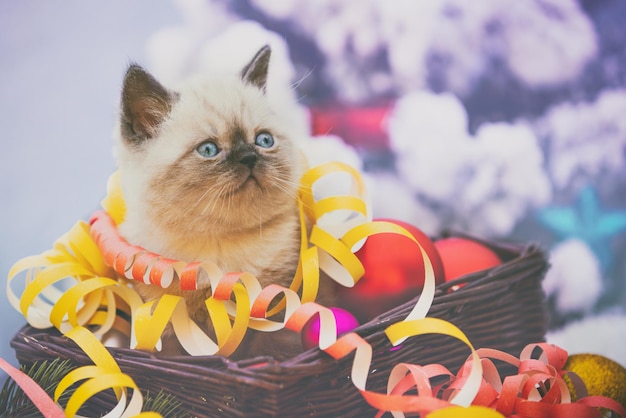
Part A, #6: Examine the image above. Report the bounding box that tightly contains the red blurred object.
[434,237,502,282]
[309,104,392,149]
[337,219,445,323]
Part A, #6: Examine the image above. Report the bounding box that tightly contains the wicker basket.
[11,234,549,417]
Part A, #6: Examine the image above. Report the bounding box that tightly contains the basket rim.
[11,236,547,370]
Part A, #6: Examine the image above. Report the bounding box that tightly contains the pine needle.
[0,359,74,418]
[143,390,187,418]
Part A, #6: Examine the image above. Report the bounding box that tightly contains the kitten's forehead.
[165,75,273,148]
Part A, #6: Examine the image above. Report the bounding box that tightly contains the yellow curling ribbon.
[55,326,160,418]
[134,295,180,351]
[101,170,126,223]
[206,281,250,356]
[169,300,218,356]
[7,161,506,417]
[19,263,92,324]
[265,199,318,317]
[64,326,122,380]
[428,406,505,417]
[313,195,368,220]
[49,277,118,332]
[310,225,365,286]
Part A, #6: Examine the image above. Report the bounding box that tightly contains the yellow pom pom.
[564,353,626,410]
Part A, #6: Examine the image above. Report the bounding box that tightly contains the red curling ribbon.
[148,257,178,288]
[250,283,288,319]
[213,272,245,301]
[131,252,156,283]
[179,262,202,291]
[113,245,144,276]
[90,209,220,292]
[389,365,433,397]
[284,302,338,349]
[284,302,329,332]
[101,239,119,270]
[248,283,301,331]
[520,343,568,370]
[579,396,626,417]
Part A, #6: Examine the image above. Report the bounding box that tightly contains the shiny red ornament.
[434,237,501,283]
[338,219,445,323]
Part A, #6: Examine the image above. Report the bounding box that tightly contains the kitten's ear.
[241,45,271,92]
[120,64,175,144]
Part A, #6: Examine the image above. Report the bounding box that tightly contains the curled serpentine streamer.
[5,162,626,418]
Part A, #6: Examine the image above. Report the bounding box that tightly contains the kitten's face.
[116,46,303,237]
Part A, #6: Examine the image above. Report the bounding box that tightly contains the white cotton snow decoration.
[249,0,597,100]
[388,91,552,237]
[547,309,626,368]
[300,134,364,171]
[376,0,442,93]
[197,21,297,85]
[145,0,237,86]
[470,123,552,235]
[501,0,597,88]
[543,239,603,314]
[411,0,597,92]
[367,173,443,236]
[249,0,298,20]
[537,89,626,189]
[389,91,470,203]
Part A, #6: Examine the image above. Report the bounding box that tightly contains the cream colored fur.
[113,47,331,359]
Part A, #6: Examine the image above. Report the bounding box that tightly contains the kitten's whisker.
[290,66,315,90]
[269,176,302,199]
[192,183,224,218]
[271,183,299,201]
[195,186,219,216]
[216,186,230,219]
[199,183,229,219]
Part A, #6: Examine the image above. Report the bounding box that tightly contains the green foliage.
[142,390,186,418]
[0,359,74,418]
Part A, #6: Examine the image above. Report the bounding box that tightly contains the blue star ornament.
[537,185,626,270]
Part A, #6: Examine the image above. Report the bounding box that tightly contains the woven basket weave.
[11,234,548,417]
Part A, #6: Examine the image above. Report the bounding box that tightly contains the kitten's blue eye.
[196,141,219,158]
[254,132,274,148]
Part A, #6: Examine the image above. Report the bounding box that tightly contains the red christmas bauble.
[337,219,445,323]
[434,237,501,283]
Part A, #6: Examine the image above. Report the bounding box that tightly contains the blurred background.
[2,0,625,371]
